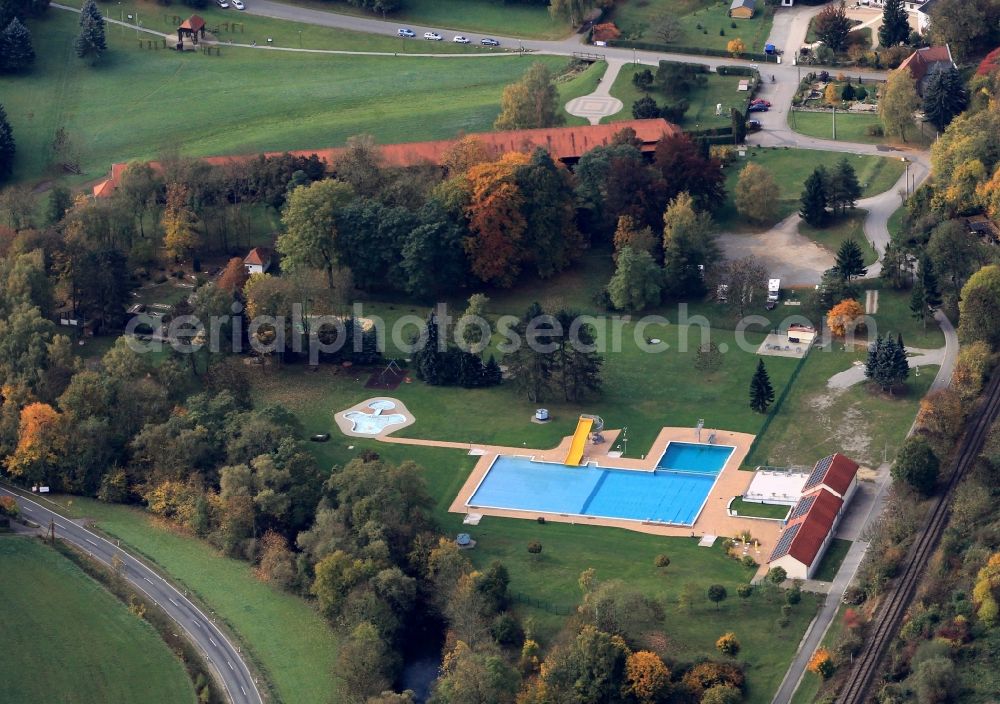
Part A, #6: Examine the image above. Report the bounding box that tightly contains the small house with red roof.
[801,453,859,503]
[898,44,955,95]
[244,247,271,275]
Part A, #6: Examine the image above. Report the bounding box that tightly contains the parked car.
[453,35,470,43]
[423,31,443,40]
[750,98,771,107]
[746,119,762,131]
[216,0,229,7]
[747,103,769,112]
[397,28,415,37]
[480,37,500,46]
[231,0,245,9]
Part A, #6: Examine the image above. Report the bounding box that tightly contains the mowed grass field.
[0,537,195,704]
[790,110,933,147]
[799,210,878,265]
[5,10,572,183]
[609,65,747,129]
[715,148,906,231]
[38,497,341,704]
[612,0,773,52]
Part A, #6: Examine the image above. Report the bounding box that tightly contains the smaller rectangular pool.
[467,441,735,526]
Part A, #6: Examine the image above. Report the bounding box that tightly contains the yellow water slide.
[564,416,594,466]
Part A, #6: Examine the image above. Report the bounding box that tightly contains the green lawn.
[798,210,878,265]
[41,496,341,704]
[303,0,571,39]
[611,0,773,53]
[789,602,849,704]
[715,148,906,231]
[887,204,905,238]
[812,537,852,582]
[731,497,790,520]
[560,60,610,126]
[609,65,746,129]
[747,344,937,468]
[5,11,570,184]
[790,109,934,147]
[60,0,495,53]
[0,537,195,704]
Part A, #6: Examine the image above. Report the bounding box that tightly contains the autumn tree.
[749,359,774,413]
[494,62,564,130]
[161,183,202,265]
[927,0,1000,62]
[625,650,671,704]
[734,163,779,224]
[917,388,965,450]
[5,402,63,485]
[716,632,741,656]
[879,69,920,141]
[442,135,492,175]
[430,640,519,704]
[807,647,835,679]
[548,0,599,25]
[278,178,354,289]
[726,38,745,57]
[653,133,725,210]
[661,191,718,299]
[958,264,1000,348]
[464,151,530,287]
[337,621,397,704]
[613,214,657,257]
[217,256,249,294]
[814,1,851,50]
[826,298,865,337]
[951,340,990,402]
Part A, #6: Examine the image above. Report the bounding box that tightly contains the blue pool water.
[468,442,734,526]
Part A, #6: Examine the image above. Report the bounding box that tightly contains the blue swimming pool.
[467,442,734,526]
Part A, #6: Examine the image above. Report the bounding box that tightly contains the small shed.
[178,15,206,44]
[728,0,756,19]
[244,247,272,275]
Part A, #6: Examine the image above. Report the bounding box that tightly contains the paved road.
[0,486,263,704]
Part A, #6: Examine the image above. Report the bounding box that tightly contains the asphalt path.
[0,486,263,704]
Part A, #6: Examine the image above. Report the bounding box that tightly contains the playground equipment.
[564,414,605,465]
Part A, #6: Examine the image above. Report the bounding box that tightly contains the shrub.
[808,647,835,679]
[892,436,940,496]
[707,584,728,609]
[490,612,524,646]
[527,540,542,555]
[680,661,745,696]
[741,555,758,568]
[737,584,753,600]
[865,124,884,136]
[767,566,787,584]
[654,554,671,569]
[787,586,802,605]
[716,632,741,656]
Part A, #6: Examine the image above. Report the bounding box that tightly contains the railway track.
[837,370,1000,704]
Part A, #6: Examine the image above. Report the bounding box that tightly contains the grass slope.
[0,537,195,704]
[790,109,933,147]
[612,0,773,53]
[609,65,745,129]
[41,497,341,704]
[5,11,570,183]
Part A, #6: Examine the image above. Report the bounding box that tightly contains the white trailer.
[767,278,781,302]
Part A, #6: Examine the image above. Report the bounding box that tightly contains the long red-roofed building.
[91,119,679,198]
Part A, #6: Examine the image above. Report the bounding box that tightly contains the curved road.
[0,486,264,704]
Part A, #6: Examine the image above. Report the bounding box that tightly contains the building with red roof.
[898,45,955,95]
[91,119,679,199]
[765,453,860,580]
[243,247,271,275]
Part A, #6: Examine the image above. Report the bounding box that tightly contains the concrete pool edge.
[465,442,737,527]
[449,426,785,558]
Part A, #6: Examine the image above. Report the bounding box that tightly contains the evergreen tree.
[910,256,942,330]
[457,350,485,389]
[414,313,443,385]
[922,65,968,132]
[835,239,867,281]
[878,0,910,47]
[552,310,603,402]
[749,359,775,413]
[482,355,503,387]
[910,278,927,327]
[893,333,910,384]
[0,18,34,72]
[0,103,14,181]
[75,0,106,61]
[864,334,909,391]
[731,108,746,144]
[799,167,829,227]
[830,158,861,214]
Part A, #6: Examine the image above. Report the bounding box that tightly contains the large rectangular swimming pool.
[467,442,734,526]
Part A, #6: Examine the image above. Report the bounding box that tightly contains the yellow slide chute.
[564,416,594,466]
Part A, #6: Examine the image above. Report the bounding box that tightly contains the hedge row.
[608,39,771,63]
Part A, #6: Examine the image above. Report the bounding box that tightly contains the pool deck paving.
[336,398,784,560]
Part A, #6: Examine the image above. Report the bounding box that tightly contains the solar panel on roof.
[803,455,835,491]
[788,494,817,522]
[769,523,800,561]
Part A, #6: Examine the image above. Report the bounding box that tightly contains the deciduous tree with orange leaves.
[217,256,249,294]
[826,298,865,337]
[625,650,671,704]
[807,647,835,679]
[464,152,531,287]
[5,402,63,484]
[161,183,202,264]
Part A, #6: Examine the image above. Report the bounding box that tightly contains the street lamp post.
[901,157,910,198]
